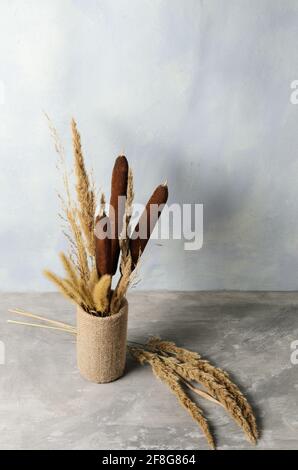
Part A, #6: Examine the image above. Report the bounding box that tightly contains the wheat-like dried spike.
[61,278,91,311]
[128,347,215,449]
[71,118,96,257]
[66,208,89,283]
[92,275,112,314]
[59,252,80,287]
[150,337,257,441]
[171,362,256,445]
[128,346,156,364]
[88,267,99,293]
[147,337,201,363]
[79,279,95,310]
[43,270,84,307]
[151,357,215,449]
[110,252,132,314]
[196,359,258,440]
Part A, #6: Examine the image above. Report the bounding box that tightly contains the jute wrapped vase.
[76,299,128,383]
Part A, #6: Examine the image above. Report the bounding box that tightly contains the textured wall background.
[1,0,298,291]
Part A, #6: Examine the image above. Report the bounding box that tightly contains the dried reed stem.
[180,377,223,406]
[7,320,77,334]
[8,308,76,331]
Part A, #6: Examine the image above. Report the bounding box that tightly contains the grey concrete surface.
[0,291,297,450]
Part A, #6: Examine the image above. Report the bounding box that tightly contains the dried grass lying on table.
[146,337,258,443]
[129,346,215,449]
[128,337,258,449]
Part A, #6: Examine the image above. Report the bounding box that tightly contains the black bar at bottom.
[0,449,296,465]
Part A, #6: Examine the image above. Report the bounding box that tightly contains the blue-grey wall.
[1,0,298,291]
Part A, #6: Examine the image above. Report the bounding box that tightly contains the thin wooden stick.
[181,378,224,407]
[7,320,77,334]
[8,308,76,331]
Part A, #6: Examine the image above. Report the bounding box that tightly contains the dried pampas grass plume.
[71,118,96,258]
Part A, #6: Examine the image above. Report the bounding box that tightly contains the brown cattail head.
[95,214,112,276]
[130,183,168,267]
[109,156,129,275]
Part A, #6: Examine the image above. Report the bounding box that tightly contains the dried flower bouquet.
[44,117,168,317]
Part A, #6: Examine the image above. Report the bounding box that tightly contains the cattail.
[130,183,168,267]
[95,214,112,276]
[109,156,129,274]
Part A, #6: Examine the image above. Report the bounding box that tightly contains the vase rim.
[77,297,128,321]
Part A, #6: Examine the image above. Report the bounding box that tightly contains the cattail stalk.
[95,214,112,276]
[130,183,168,267]
[109,156,129,274]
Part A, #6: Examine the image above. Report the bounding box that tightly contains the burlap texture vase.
[76,298,128,383]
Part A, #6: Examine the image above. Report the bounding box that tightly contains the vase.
[76,298,128,383]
